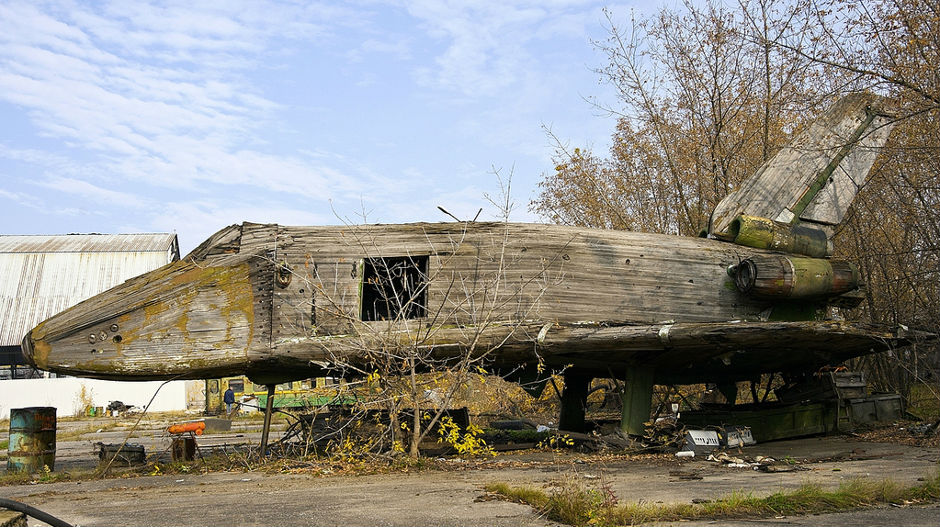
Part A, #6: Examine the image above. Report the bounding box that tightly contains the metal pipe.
[0,497,73,527]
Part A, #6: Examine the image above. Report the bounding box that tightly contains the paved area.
[658,505,940,526]
[1,435,936,526]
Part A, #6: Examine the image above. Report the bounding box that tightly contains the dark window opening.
[361,255,429,321]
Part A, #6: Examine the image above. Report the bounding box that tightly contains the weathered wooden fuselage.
[22,221,908,385]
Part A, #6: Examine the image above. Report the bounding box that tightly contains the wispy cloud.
[1,0,616,244]
[0,1,375,207]
[39,176,150,209]
[346,37,414,64]
[405,0,598,97]
[0,186,89,217]
[0,144,73,167]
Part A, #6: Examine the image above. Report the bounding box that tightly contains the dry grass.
[55,421,126,441]
[908,382,940,421]
[486,472,940,526]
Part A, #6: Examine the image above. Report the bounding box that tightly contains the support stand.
[259,384,275,456]
[620,367,655,436]
[558,369,592,433]
[170,432,197,461]
[717,382,738,405]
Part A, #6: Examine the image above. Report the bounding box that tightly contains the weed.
[546,483,602,525]
[74,384,95,417]
[907,383,940,420]
[38,464,54,483]
[486,479,603,526]
[0,472,33,486]
[485,482,549,509]
[437,416,494,457]
[537,433,575,450]
[0,466,95,487]
[55,421,123,441]
[486,472,940,526]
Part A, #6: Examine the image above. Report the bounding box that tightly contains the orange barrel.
[7,407,57,473]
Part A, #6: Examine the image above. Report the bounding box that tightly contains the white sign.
[684,430,721,453]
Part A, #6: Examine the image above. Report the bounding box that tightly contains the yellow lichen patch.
[167,259,240,289]
[175,310,190,339]
[215,263,256,351]
[153,261,255,357]
[143,301,170,326]
[31,339,51,369]
[28,319,50,342]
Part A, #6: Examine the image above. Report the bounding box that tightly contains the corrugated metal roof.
[0,233,178,254]
[0,233,180,347]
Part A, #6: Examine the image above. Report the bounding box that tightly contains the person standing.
[223,385,236,417]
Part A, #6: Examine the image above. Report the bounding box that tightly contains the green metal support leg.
[620,367,655,436]
[260,384,275,456]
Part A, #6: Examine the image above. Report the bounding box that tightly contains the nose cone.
[24,254,260,381]
[21,328,48,370]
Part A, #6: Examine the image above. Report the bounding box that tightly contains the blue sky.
[0,0,661,254]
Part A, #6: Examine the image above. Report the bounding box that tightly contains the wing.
[522,320,920,384]
[255,319,924,385]
[305,319,923,385]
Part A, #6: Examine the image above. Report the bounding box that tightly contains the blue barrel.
[7,407,56,473]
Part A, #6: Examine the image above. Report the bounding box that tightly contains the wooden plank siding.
[25,221,916,384]
[244,222,777,380]
[709,93,894,236]
[266,222,767,331]
[28,253,259,380]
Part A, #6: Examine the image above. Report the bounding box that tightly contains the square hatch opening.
[360,255,429,321]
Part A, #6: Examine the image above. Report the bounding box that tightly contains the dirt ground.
[1,416,938,526]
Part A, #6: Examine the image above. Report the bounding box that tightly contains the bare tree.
[270,175,563,458]
[534,0,837,237]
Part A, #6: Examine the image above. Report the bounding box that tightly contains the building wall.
[185,380,207,412]
[0,378,189,419]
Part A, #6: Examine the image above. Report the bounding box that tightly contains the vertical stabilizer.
[709,93,895,239]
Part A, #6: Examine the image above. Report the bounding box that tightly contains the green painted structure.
[620,367,655,436]
[255,393,359,409]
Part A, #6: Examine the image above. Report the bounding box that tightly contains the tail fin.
[709,93,895,240]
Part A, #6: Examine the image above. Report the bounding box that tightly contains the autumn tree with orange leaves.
[533,0,938,406]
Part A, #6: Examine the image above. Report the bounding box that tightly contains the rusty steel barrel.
[7,407,57,473]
